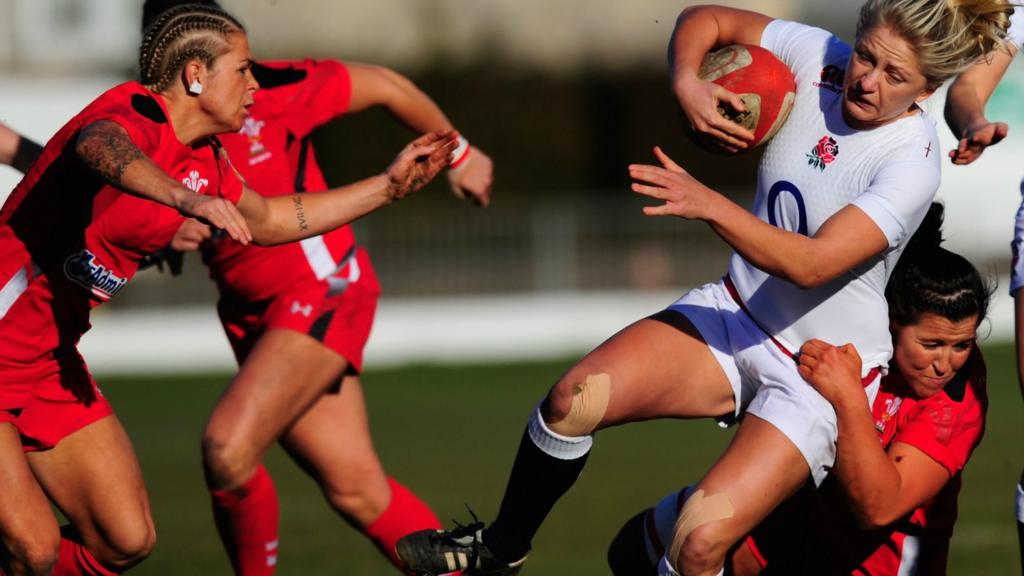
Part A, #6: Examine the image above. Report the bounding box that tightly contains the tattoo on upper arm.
[293,195,309,231]
[76,121,145,186]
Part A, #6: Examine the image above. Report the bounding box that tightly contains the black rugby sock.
[484,428,590,562]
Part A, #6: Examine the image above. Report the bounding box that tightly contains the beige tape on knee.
[547,373,611,437]
[666,489,735,568]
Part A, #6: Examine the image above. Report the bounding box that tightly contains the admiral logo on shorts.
[182,169,209,193]
[63,250,127,300]
[813,64,845,93]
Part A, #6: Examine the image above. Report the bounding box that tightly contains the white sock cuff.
[1016,483,1024,523]
[527,405,592,460]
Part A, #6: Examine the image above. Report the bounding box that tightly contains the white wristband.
[449,135,471,169]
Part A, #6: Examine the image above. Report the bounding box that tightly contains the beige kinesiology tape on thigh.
[667,489,736,566]
[547,373,611,436]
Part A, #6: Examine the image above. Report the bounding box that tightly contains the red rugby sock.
[52,530,119,576]
[365,477,444,572]
[210,465,279,576]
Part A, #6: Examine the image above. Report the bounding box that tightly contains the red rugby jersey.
[749,349,987,575]
[851,348,988,574]
[204,59,357,303]
[0,82,242,387]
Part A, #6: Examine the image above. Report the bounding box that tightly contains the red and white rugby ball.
[697,44,796,150]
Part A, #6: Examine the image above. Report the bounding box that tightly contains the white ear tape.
[188,80,203,95]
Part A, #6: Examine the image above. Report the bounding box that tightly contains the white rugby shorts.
[667,279,881,486]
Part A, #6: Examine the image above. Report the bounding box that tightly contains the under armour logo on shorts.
[290,301,313,317]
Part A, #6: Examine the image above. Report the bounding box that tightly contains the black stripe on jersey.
[131,94,167,124]
[294,135,312,192]
[251,62,308,89]
[309,309,335,342]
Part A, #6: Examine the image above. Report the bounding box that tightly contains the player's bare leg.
[665,415,807,575]
[28,414,156,573]
[281,377,390,525]
[203,328,350,491]
[0,423,60,575]
[607,495,763,576]
[398,313,735,574]
[281,376,443,570]
[203,328,349,575]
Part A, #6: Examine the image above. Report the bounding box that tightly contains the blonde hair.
[857,0,1015,84]
[139,4,246,92]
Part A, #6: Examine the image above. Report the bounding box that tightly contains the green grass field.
[102,341,1022,575]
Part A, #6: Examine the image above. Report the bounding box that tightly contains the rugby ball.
[697,44,796,150]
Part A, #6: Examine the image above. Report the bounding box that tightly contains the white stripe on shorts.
[300,235,335,281]
[897,534,919,576]
[0,262,38,321]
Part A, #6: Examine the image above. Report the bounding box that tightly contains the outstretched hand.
[385,130,460,202]
[629,146,720,220]
[170,218,213,251]
[797,339,864,407]
[176,193,252,246]
[948,121,1009,165]
[448,146,494,207]
[674,75,753,153]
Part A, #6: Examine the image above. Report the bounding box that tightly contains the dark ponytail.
[886,203,993,327]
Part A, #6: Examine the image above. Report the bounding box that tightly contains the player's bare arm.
[798,339,952,528]
[630,147,888,288]
[0,121,18,166]
[238,130,457,245]
[76,120,252,244]
[0,121,43,173]
[944,45,1016,165]
[347,62,493,206]
[76,120,146,186]
[669,6,772,150]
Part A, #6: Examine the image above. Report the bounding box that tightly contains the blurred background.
[2,1,1024,569]
[2,0,1024,369]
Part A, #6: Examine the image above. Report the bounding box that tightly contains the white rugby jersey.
[728,20,940,370]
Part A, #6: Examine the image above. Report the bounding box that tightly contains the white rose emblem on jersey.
[182,170,209,193]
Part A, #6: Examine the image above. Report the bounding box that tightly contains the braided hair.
[886,202,993,328]
[142,0,221,33]
[139,3,245,93]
